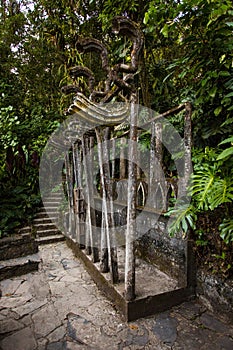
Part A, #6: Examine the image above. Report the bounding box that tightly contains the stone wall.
[197,270,233,323]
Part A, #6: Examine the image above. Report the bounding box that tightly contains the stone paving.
[0,242,233,350]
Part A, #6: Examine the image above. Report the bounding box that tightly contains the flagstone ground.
[0,242,233,350]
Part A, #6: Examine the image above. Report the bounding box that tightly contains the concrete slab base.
[66,237,196,321]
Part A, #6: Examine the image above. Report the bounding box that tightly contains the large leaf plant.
[168,145,233,245]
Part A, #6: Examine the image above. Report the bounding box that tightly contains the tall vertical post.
[64,151,74,237]
[120,137,127,179]
[184,102,192,191]
[73,143,79,243]
[82,135,92,256]
[111,137,116,180]
[155,122,166,210]
[125,92,138,301]
[82,134,99,262]
[89,135,99,262]
[97,129,110,274]
[149,121,156,189]
[96,127,119,283]
[100,214,109,273]
[76,143,86,248]
[148,121,166,210]
[178,102,192,199]
[103,128,118,283]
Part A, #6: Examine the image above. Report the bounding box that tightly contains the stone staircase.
[0,233,40,281]
[0,192,66,282]
[33,192,65,245]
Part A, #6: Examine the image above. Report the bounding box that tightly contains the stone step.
[18,226,31,234]
[33,217,58,225]
[43,195,62,201]
[37,206,59,212]
[33,223,58,231]
[35,234,65,245]
[43,201,61,207]
[0,234,38,261]
[44,189,63,197]
[36,229,61,237]
[0,253,41,281]
[32,198,65,246]
[34,211,59,219]
[43,198,61,202]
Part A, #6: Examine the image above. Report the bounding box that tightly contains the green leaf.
[161,24,169,38]
[209,86,217,98]
[144,12,149,25]
[219,219,233,244]
[214,106,222,116]
[178,71,187,79]
[217,147,233,160]
[225,92,233,98]
[221,118,233,127]
[219,71,230,77]
[219,136,233,145]
[209,178,233,210]
[166,202,197,237]
[191,168,215,210]
[224,78,233,89]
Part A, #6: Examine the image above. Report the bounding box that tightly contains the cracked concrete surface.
[0,242,233,349]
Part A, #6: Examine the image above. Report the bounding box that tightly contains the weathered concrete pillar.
[125,92,137,301]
